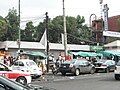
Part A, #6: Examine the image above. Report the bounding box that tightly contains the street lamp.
[63,0,67,59]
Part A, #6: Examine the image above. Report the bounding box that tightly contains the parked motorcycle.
[51,60,61,75]
[51,65,59,75]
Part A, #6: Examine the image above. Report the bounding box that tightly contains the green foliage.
[21,21,36,41]
[48,16,63,43]
[5,8,19,41]
[36,22,46,42]
[0,9,92,44]
[44,15,92,44]
[0,16,9,41]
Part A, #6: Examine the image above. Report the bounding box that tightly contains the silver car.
[94,60,116,73]
[59,59,95,76]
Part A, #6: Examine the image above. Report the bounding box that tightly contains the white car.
[11,59,42,78]
[0,62,31,85]
[114,60,120,80]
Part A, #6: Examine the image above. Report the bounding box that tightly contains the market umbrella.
[23,51,46,58]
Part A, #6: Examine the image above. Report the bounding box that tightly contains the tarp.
[72,51,103,57]
[22,51,46,58]
[99,50,120,57]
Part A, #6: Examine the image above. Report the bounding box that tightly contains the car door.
[18,61,26,72]
[109,61,115,71]
[0,63,12,78]
[83,61,92,73]
[78,60,89,73]
[77,60,85,73]
[12,61,20,70]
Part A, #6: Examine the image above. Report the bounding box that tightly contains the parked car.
[0,62,31,85]
[11,59,42,78]
[0,76,56,90]
[114,60,120,80]
[59,59,95,76]
[94,59,116,73]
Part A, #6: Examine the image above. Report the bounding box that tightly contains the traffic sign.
[103,31,120,38]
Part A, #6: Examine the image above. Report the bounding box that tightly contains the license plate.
[63,66,66,68]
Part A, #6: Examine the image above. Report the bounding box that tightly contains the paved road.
[31,72,120,90]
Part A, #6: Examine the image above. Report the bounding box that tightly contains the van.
[11,59,42,78]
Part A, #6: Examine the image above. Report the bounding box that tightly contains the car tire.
[61,72,66,76]
[74,69,80,76]
[16,76,27,85]
[115,75,120,80]
[90,68,95,74]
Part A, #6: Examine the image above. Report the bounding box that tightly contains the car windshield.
[96,60,107,63]
[63,59,77,64]
[26,61,36,66]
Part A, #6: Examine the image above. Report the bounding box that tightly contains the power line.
[67,33,97,44]
[20,15,45,23]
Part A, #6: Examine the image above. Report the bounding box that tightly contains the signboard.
[103,31,120,38]
[90,46,103,52]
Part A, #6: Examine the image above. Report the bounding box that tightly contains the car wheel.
[90,68,95,74]
[105,68,109,73]
[61,72,66,76]
[16,76,27,85]
[74,69,80,76]
[115,75,120,80]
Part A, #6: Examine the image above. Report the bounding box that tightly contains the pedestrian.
[3,56,8,65]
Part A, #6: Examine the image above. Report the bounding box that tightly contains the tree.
[21,21,36,41]
[5,8,19,41]
[35,22,46,42]
[0,16,8,41]
[37,15,92,44]
[49,16,63,43]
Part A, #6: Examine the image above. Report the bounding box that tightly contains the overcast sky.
[0,0,120,26]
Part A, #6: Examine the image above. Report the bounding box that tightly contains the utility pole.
[103,4,109,44]
[99,0,104,45]
[18,0,21,57]
[45,12,49,72]
[63,0,67,59]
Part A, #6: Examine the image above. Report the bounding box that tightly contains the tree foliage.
[0,16,8,41]
[5,8,19,41]
[21,21,36,41]
[47,15,92,44]
[0,8,92,44]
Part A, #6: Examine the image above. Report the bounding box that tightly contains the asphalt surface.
[31,72,120,90]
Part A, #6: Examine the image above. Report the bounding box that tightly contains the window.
[19,62,24,66]
[14,62,19,66]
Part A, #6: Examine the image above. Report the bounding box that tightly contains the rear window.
[63,59,77,64]
[26,61,36,66]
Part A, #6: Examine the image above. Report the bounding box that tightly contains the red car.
[0,63,31,85]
